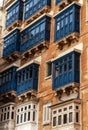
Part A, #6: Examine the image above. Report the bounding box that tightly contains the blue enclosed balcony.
[52,51,80,90]
[3,29,20,61]
[20,15,51,54]
[6,0,23,31]
[0,66,17,94]
[54,3,80,47]
[17,63,39,95]
[24,0,51,24]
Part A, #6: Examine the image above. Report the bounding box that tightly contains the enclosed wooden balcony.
[52,51,80,90]
[54,3,80,47]
[6,0,23,31]
[24,0,51,25]
[0,66,17,97]
[3,29,20,62]
[17,63,39,95]
[20,15,51,55]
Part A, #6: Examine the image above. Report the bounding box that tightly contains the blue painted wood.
[54,3,80,42]
[6,0,23,28]
[3,29,20,57]
[0,67,17,93]
[56,0,62,5]
[52,51,80,90]
[24,0,51,20]
[17,63,39,95]
[20,16,51,53]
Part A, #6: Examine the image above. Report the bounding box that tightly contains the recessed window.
[46,61,52,77]
[11,112,14,119]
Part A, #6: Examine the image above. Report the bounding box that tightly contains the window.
[46,61,52,77]
[43,103,51,125]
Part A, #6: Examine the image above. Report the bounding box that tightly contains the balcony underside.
[4,0,15,8]
[25,6,51,26]
[0,90,16,103]
[4,51,20,63]
[22,41,49,60]
[57,0,79,11]
[55,82,79,99]
[18,90,37,102]
[6,20,22,31]
[56,32,79,50]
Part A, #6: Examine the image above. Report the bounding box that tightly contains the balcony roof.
[21,13,51,32]
[0,63,20,73]
[54,2,81,18]
[17,60,40,71]
[52,43,83,62]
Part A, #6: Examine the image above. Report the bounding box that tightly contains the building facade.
[0,0,87,130]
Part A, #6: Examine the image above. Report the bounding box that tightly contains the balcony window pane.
[69,112,73,123]
[24,113,26,122]
[17,115,19,124]
[35,26,39,34]
[40,23,45,32]
[20,114,23,123]
[7,112,9,119]
[11,112,14,119]
[76,112,79,123]
[33,111,35,121]
[63,114,67,124]
[53,117,56,126]
[28,112,30,121]
[58,115,62,125]
[57,22,60,31]
[55,63,59,77]
[68,56,72,71]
